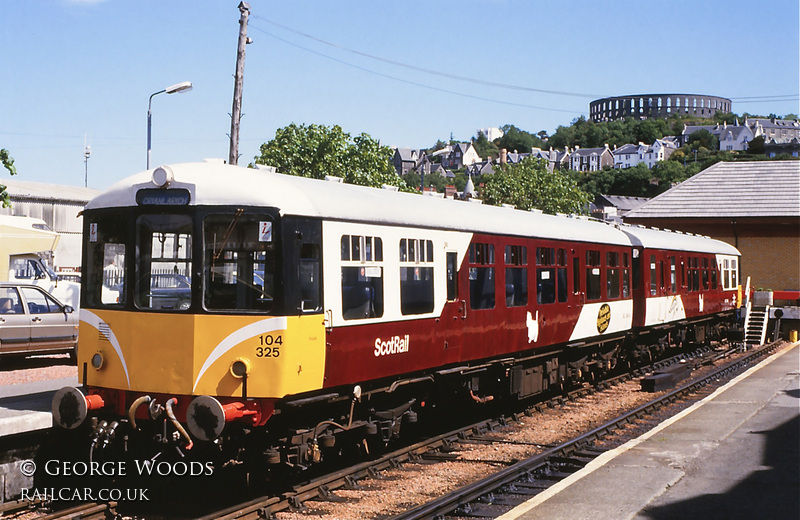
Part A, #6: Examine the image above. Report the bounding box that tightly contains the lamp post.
[147,81,193,170]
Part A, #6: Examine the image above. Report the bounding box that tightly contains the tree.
[1,148,17,208]
[481,157,590,214]
[471,132,498,160]
[496,125,545,153]
[253,123,406,190]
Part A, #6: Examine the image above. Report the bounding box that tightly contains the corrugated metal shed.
[625,161,800,219]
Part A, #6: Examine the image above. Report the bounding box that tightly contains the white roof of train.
[619,224,740,256]
[87,161,737,256]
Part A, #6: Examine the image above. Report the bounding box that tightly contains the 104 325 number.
[257,334,283,357]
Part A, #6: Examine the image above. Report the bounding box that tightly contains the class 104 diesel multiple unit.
[51,161,741,476]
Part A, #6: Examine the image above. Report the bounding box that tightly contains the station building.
[0,179,99,271]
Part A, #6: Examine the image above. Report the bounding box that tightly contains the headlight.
[230,358,251,378]
[91,352,104,370]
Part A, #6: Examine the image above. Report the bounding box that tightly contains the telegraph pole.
[228,1,250,165]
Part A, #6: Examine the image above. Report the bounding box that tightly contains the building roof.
[613,144,642,155]
[595,194,650,212]
[625,161,800,219]
[2,178,100,204]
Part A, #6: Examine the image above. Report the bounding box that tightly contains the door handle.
[32,317,42,323]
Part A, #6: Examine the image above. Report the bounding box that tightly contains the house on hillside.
[392,147,424,175]
[466,160,495,176]
[681,122,754,151]
[746,117,800,144]
[567,144,614,172]
[442,142,481,169]
[624,160,800,292]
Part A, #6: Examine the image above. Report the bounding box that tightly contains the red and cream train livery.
[52,161,740,469]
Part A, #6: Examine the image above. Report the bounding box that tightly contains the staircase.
[744,303,770,348]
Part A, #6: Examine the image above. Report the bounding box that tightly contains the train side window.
[649,254,657,296]
[607,251,620,299]
[536,246,556,304]
[572,256,581,294]
[299,243,321,312]
[469,243,495,310]
[399,238,434,315]
[691,257,700,292]
[446,252,458,301]
[730,259,737,288]
[701,258,710,290]
[586,250,602,300]
[711,261,718,290]
[341,235,384,320]
[669,256,677,293]
[505,245,528,307]
[622,252,630,298]
[723,259,730,289]
[557,249,567,303]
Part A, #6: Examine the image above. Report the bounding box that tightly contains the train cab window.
[606,252,620,299]
[300,243,321,312]
[136,214,193,311]
[399,239,434,315]
[469,243,495,310]
[341,235,384,320]
[85,218,128,307]
[504,245,528,307]
[586,250,602,301]
[203,213,276,312]
[536,247,556,304]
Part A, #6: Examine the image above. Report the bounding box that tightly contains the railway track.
[4,341,777,520]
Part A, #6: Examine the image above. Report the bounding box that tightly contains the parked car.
[147,273,191,310]
[0,283,79,359]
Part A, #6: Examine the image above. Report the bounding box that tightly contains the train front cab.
[53,201,331,450]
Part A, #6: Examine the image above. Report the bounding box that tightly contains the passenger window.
[469,243,495,310]
[607,251,620,299]
[649,254,657,296]
[669,256,677,293]
[446,252,458,301]
[586,250,602,300]
[341,235,384,320]
[400,238,434,315]
[505,245,528,307]
[622,252,630,298]
[536,247,556,304]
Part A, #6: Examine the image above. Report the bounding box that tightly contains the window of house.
[341,235,384,320]
[399,238,434,315]
[469,243,495,310]
[505,245,527,307]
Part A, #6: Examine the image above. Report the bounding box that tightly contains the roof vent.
[381,184,399,191]
[254,164,277,173]
[501,203,516,209]
[325,175,343,183]
[529,209,543,214]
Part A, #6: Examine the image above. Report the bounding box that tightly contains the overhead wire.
[248,22,585,115]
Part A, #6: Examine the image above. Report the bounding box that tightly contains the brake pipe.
[127,395,152,430]
[165,397,193,450]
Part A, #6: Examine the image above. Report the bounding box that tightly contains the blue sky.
[1,0,798,190]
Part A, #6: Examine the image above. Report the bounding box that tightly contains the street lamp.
[147,81,193,169]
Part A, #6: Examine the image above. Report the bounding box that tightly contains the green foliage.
[482,157,590,214]
[685,129,718,151]
[747,135,765,155]
[253,123,407,190]
[471,133,498,160]
[1,148,17,208]
[496,125,546,154]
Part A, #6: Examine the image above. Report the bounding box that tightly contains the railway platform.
[0,376,78,437]
[500,341,800,520]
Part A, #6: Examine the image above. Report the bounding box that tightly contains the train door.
[439,250,465,352]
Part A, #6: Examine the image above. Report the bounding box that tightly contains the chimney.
[500,148,507,164]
